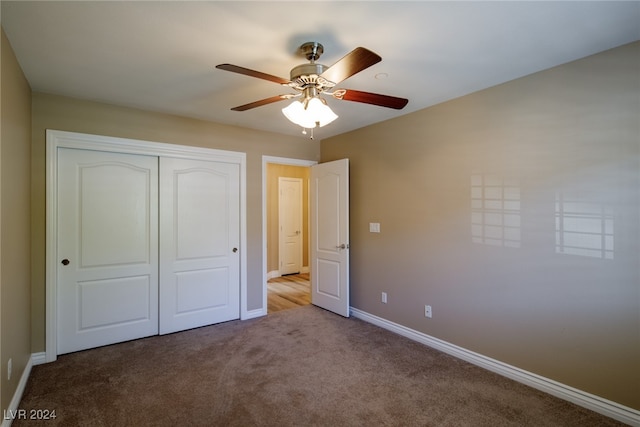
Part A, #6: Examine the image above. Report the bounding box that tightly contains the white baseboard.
[242,308,266,320]
[267,267,309,280]
[1,356,34,427]
[350,307,640,427]
[31,352,46,366]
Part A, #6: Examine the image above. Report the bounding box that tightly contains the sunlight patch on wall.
[555,192,614,259]
[471,174,521,248]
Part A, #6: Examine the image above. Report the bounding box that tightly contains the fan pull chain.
[301,127,315,140]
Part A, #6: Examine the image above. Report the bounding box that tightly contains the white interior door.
[310,159,350,317]
[159,157,240,334]
[279,177,303,275]
[57,148,159,354]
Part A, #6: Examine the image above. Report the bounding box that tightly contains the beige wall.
[322,42,640,410]
[1,29,32,413]
[266,163,310,274]
[30,93,320,352]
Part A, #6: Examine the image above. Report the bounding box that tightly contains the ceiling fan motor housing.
[290,63,326,80]
[290,63,334,92]
[288,42,336,93]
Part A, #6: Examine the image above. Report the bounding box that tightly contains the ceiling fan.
[216,42,408,131]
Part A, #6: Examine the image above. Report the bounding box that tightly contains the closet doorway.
[263,157,315,314]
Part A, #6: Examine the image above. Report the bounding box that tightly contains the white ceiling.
[2,1,639,140]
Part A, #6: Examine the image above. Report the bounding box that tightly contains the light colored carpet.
[15,305,623,426]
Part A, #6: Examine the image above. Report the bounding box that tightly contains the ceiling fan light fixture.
[218,43,408,132]
[282,97,338,128]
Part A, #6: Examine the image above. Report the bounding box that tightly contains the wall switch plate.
[382,292,387,304]
[425,305,432,318]
[369,222,381,233]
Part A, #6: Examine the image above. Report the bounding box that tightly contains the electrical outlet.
[381,292,387,304]
[8,358,12,381]
[424,305,432,318]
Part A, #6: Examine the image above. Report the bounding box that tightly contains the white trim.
[1,357,33,427]
[243,308,267,320]
[267,266,308,281]
[31,352,46,366]
[45,130,248,363]
[267,270,281,280]
[261,156,317,315]
[350,307,640,427]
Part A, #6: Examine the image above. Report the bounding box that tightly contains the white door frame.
[262,156,316,315]
[46,130,247,363]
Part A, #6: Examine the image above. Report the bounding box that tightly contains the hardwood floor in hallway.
[267,273,310,313]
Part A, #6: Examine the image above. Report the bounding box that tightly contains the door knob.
[232,248,238,253]
[336,244,346,249]
[61,259,70,266]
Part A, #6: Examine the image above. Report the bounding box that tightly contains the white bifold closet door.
[57,149,239,355]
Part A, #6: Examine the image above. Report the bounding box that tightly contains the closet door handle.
[61,259,70,266]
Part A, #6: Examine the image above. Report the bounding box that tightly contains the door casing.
[46,130,247,363]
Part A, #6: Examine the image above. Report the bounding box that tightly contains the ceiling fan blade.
[216,64,290,85]
[320,47,382,85]
[230,95,292,111]
[334,89,408,110]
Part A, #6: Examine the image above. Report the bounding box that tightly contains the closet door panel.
[57,148,159,354]
[159,157,240,334]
